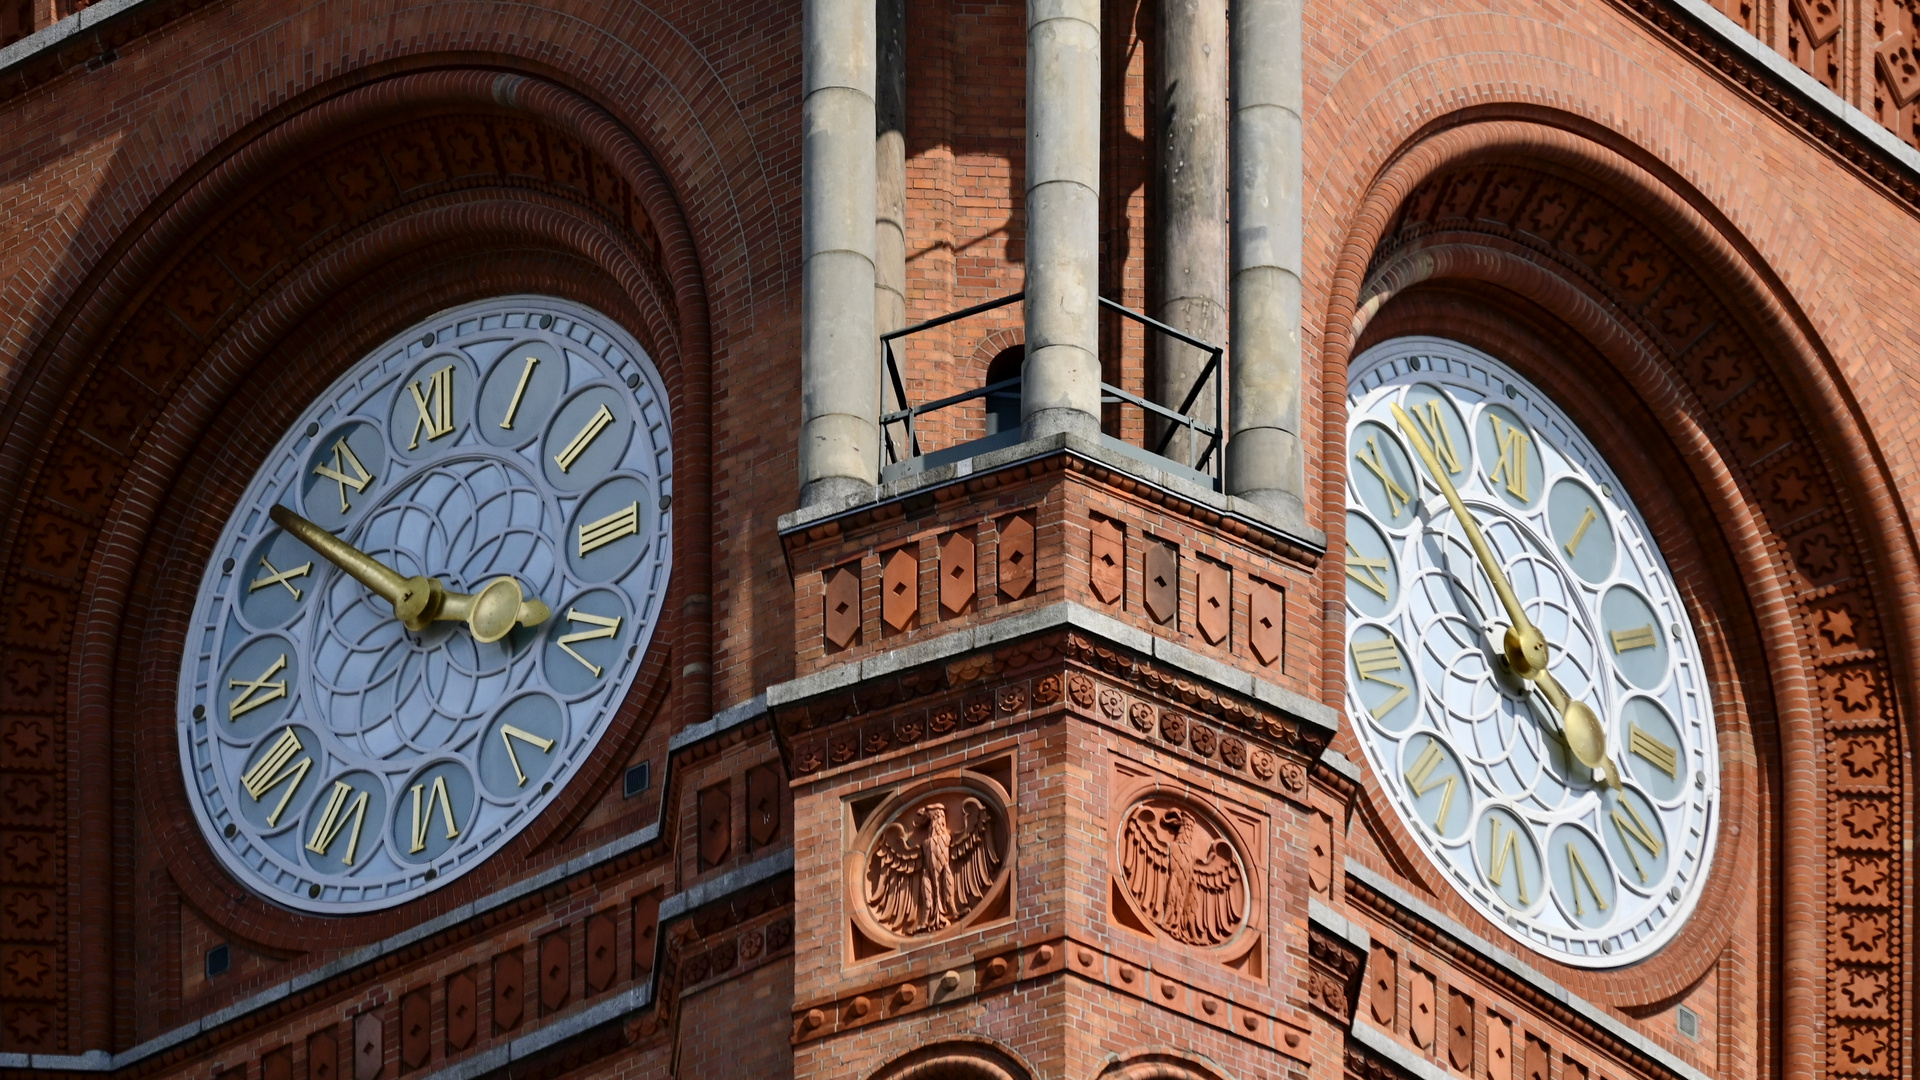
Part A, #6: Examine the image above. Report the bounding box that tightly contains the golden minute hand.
[1385,404,1617,786]
[269,506,551,643]
[1388,403,1548,677]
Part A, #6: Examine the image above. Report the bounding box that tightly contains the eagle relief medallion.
[1113,793,1257,954]
[847,770,1015,950]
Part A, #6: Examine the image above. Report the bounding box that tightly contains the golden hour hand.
[268,506,551,644]
[1388,403,1617,787]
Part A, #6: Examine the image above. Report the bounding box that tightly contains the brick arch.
[1320,116,1912,1077]
[868,1038,1035,1080]
[0,70,718,1052]
[1092,1050,1238,1080]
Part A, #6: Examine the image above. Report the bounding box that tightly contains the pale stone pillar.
[1227,0,1305,520]
[801,0,880,506]
[1154,0,1228,463]
[875,0,907,404]
[1022,0,1102,442]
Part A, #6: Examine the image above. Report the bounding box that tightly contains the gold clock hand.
[1531,668,1621,788]
[1388,403,1547,677]
[268,506,551,643]
[1386,404,1619,785]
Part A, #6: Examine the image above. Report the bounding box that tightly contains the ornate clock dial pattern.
[178,297,671,913]
[1345,336,1719,966]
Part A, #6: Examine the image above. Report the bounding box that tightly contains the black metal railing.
[878,292,1225,481]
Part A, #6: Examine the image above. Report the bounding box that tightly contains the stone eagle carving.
[865,798,1002,936]
[1119,804,1244,946]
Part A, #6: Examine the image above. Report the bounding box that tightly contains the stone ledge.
[1349,1018,1454,1080]
[765,599,1340,739]
[777,432,1326,557]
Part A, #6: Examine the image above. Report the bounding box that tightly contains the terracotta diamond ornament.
[940,531,975,616]
[882,547,919,632]
[1145,541,1179,625]
[1090,517,1124,604]
[1198,561,1230,645]
[998,513,1035,599]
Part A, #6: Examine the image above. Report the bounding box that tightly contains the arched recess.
[0,67,713,1051]
[1092,1049,1238,1080]
[868,1037,1037,1080]
[1319,115,1912,1078]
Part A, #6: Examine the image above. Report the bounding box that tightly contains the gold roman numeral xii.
[407,365,456,449]
[1487,414,1531,501]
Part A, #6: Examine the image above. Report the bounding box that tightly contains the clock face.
[1344,336,1718,966]
[176,296,671,913]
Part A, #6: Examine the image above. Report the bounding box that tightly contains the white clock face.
[1344,336,1718,966]
[176,296,671,913]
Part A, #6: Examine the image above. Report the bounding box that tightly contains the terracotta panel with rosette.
[847,767,1014,953]
[1090,517,1124,605]
[998,513,1035,600]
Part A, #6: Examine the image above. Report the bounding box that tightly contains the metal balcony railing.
[879,292,1225,487]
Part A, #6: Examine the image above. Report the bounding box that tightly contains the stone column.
[1154,0,1228,464]
[800,0,879,507]
[875,0,907,404]
[1022,0,1102,442]
[1227,0,1305,521]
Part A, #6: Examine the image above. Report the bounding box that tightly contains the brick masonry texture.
[0,0,1916,1077]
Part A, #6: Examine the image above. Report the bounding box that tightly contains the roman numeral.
[1564,843,1609,916]
[228,653,289,720]
[1610,624,1658,653]
[239,726,312,827]
[1563,506,1598,557]
[1485,816,1530,905]
[500,724,556,787]
[250,556,312,600]
[1488,414,1532,501]
[1413,400,1463,474]
[578,502,639,557]
[311,438,374,513]
[554,404,615,472]
[1628,722,1679,778]
[500,355,540,429]
[1355,437,1412,517]
[1609,798,1664,883]
[1345,542,1391,601]
[306,780,371,865]
[1351,636,1410,718]
[407,365,456,449]
[556,608,623,677]
[408,775,461,853]
[1404,740,1458,833]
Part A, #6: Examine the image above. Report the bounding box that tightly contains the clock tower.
[0,0,1912,1077]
